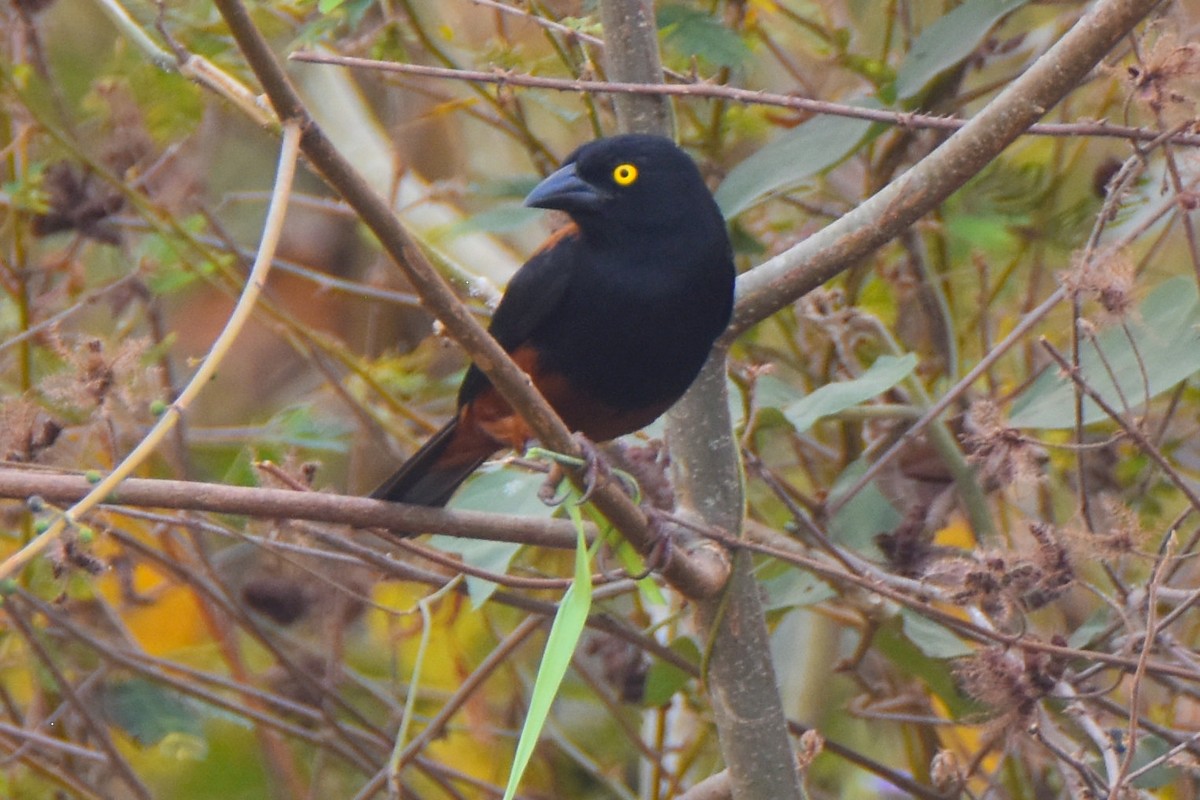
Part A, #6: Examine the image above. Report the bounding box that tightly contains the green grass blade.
[502,502,593,800]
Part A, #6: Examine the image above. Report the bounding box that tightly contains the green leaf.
[643,637,700,708]
[828,459,901,555]
[1009,277,1200,429]
[263,404,351,452]
[715,110,874,218]
[783,354,918,433]
[899,608,973,659]
[760,568,836,611]
[1067,607,1111,650]
[945,212,1024,256]
[894,0,1030,100]
[873,618,981,719]
[1120,734,1178,790]
[428,537,521,609]
[97,678,206,751]
[450,462,551,515]
[753,373,806,412]
[432,464,552,606]
[502,508,592,800]
[657,5,751,70]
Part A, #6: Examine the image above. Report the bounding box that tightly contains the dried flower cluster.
[1061,248,1137,319]
[964,400,1048,488]
[955,645,1064,724]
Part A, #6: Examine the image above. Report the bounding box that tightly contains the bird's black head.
[524,134,721,237]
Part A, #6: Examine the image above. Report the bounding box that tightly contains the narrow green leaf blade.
[657,4,751,70]
[502,508,592,800]
[900,608,973,659]
[894,0,1030,100]
[643,637,700,708]
[783,353,918,433]
[715,111,874,218]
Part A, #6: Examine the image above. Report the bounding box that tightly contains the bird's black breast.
[526,228,733,412]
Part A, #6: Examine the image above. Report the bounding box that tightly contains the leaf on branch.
[657,4,752,70]
[97,678,209,753]
[430,464,552,606]
[893,0,1031,100]
[782,353,918,433]
[715,109,875,218]
[1009,277,1200,429]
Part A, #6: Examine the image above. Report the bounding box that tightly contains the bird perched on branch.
[372,134,735,507]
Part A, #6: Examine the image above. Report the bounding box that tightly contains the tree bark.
[598,0,672,135]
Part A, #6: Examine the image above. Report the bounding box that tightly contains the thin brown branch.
[0,466,585,548]
[710,524,1200,684]
[0,734,110,800]
[1108,553,1168,797]
[287,52,1200,148]
[14,589,384,771]
[100,528,390,752]
[827,125,1187,517]
[1039,339,1200,513]
[4,597,153,800]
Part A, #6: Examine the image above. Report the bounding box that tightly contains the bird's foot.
[622,523,674,580]
[531,435,639,506]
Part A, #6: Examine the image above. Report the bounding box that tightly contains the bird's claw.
[641,513,678,575]
[623,532,673,580]
[538,460,571,506]
[534,435,639,506]
[572,434,608,504]
[535,434,606,505]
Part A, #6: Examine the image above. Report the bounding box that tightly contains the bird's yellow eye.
[612,163,638,186]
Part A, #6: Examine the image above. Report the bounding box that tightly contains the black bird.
[372,134,734,506]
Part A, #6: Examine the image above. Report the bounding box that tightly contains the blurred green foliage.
[2,0,1200,797]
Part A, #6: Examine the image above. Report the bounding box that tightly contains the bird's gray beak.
[524,162,607,212]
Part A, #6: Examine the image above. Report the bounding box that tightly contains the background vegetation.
[1,0,1199,797]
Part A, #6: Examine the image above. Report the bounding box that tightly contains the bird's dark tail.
[370,418,492,507]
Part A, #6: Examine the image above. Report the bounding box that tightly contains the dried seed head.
[42,335,153,415]
[957,647,1036,718]
[584,635,649,705]
[0,399,62,462]
[1099,496,1146,555]
[1127,33,1200,118]
[50,535,106,579]
[875,507,933,577]
[930,749,964,795]
[956,645,1058,724]
[1061,248,1136,319]
[1023,523,1074,610]
[31,161,125,245]
[964,400,1047,487]
[796,729,824,770]
[242,576,313,626]
[1062,496,1146,562]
